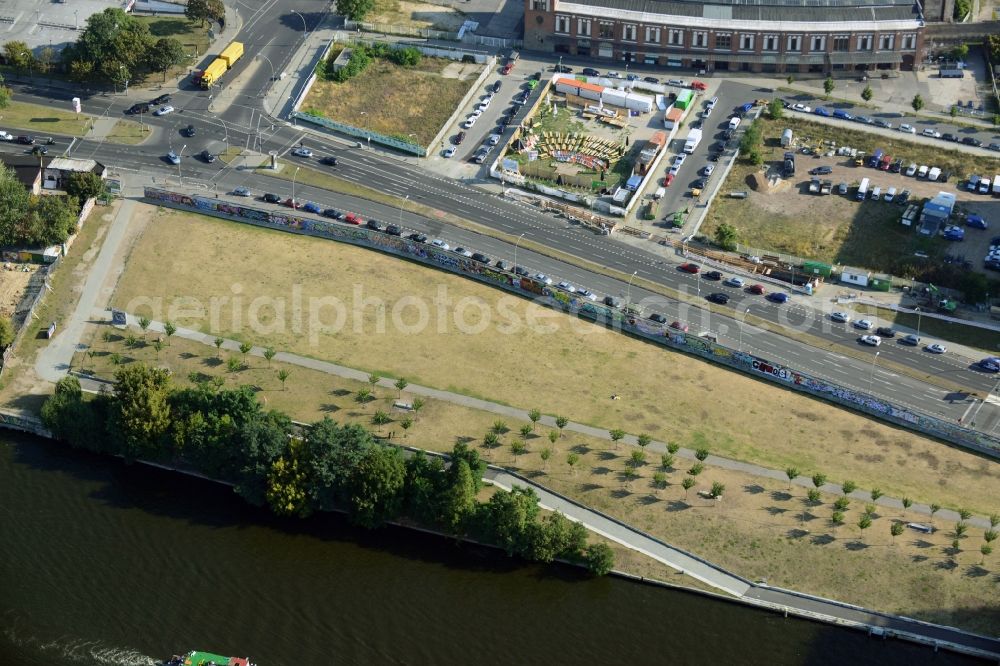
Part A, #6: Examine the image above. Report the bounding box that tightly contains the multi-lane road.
[4,9,999,437]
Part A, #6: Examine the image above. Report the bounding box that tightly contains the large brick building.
[524,0,926,73]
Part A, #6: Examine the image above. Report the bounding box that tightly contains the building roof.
[557,0,922,30]
[665,107,684,120]
[47,157,104,174]
[1,155,48,189]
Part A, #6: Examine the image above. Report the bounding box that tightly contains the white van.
[728,116,741,131]
[884,186,896,202]
[706,96,719,110]
[871,186,882,200]
[979,176,993,194]
[928,167,941,181]
[917,165,929,178]
[994,175,1000,195]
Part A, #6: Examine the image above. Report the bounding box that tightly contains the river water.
[0,432,987,666]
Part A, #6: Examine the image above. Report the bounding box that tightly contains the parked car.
[492,80,502,94]
[873,119,893,129]
[232,186,251,197]
[854,115,874,125]
[701,164,715,176]
[453,247,473,258]
[442,146,456,158]
[262,193,281,203]
[0,131,12,141]
[581,67,600,77]
[690,80,708,91]
[942,133,959,143]
[643,76,660,84]
[322,208,343,219]
[302,202,322,214]
[966,214,988,229]
[809,166,833,175]
[283,198,301,209]
[556,281,576,292]
[577,289,598,301]
[679,263,700,274]
[669,320,689,332]
[16,135,34,145]
[860,335,882,347]
[649,313,668,324]
[832,109,853,121]
[470,251,490,263]
[534,272,553,285]
[925,343,947,354]
[431,239,450,250]
[408,233,428,243]
[898,123,916,134]
[921,128,941,138]
[876,326,896,338]
[723,276,745,288]
[344,213,363,225]
[707,292,730,304]
[813,107,831,117]
[962,136,983,147]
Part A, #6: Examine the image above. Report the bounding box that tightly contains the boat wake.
[3,616,156,666]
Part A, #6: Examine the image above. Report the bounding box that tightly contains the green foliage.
[344,444,406,528]
[766,98,783,119]
[822,76,834,97]
[811,473,827,489]
[694,447,709,461]
[0,166,32,246]
[681,477,695,495]
[608,428,625,447]
[988,33,1000,62]
[149,37,187,78]
[387,46,422,67]
[110,364,172,461]
[870,488,883,502]
[4,41,35,74]
[478,486,541,556]
[629,449,645,467]
[62,8,155,83]
[831,511,844,527]
[0,82,10,109]
[519,424,532,438]
[687,462,704,477]
[806,489,821,504]
[667,442,680,455]
[958,507,972,521]
[834,496,850,511]
[66,172,108,202]
[709,481,725,499]
[890,521,904,541]
[528,408,541,427]
[331,46,373,82]
[267,450,311,517]
[583,542,615,575]
[901,497,912,511]
[636,433,651,449]
[785,466,799,485]
[185,0,223,26]
[555,415,568,432]
[660,453,674,470]
[336,0,375,21]
[841,480,857,495]
[861,85,873,102]
[954,0,970,20]
[857,514,872,533]
[911,94,924,113]
[957,271,990,303]
[0,316,13,349]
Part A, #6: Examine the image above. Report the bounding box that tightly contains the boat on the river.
[165,650,256,666]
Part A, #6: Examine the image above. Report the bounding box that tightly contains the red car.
[501,62,513,75]
[748,284,766,295]
[669,321,689,332]
[344,213,363,225]
[663,173,675,187]
[679,263,700,274]
[690,80,708,91]
[283,198,301,209]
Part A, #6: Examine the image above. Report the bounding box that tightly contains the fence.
[140,186,1000,459]
[344,20,457,42]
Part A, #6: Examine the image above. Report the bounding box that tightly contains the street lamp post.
[514,232,525,271]
[914,306,922,343]
[738,307,751,352]
[868,351,880,395]
[399,194,408,227]
[291,10,308,33]
[177,144,186,181]
[626,270,638,305]
[256,54,275,82]
[292,166,300,206]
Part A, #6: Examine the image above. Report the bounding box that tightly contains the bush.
[387,46,422,67]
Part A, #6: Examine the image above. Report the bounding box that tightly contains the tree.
[991,514,1000,529]
[870,488,883,502]
[277,369,290,390]
[125,333,138,349]
[0,316,13,350]
[266,452,311,517]
[4,41,35,76]
[65,171,108,201]
[394,377,408,397]
[637,433,651,450]
[629,449,645,468]
[152,339,164,358]
[841,480,857,496]
[185,0,215,26]
[901,497,912,516]
[371,409,390,431]
[336,0,376,21]
[785,466,799,489]
[214,336,224,357]
[481,486,541,556]
[566,452,580,475]
[713,222,738,251]
[0,166,30,246]
[343,444,406,528]
[709,481,725,500]
[929,503,941,523]
[652,471,667,495]
[547,430,558,446]
[356,387,372,405]
[263,347,276,366]
[681,477,695,497]
[511,439,527,463]
[163,321,177,345]
[519,424,532,438]
[806,489,821,505]
[958,271,990,304]
[0,80,9,109]
[400,416,413,437]
[239,342,252,365]
[411,397,425,419]
[368,373,380,392]
[584,542,615,576]
[861,85,873,102]
[687,462,704,478]
[64,8,154,84]
[609,428,625,449]
[491,420,508,435]
[667,442,680,455]
[811,473,827,490]
[951,43,969,61]
[528,408,541,429]
[864,503,876,518]
[857,514,872,542]
[37,46,55,76]
[695,447,709,462]
[911,94,924,113]
[109,363,172,461]
[660,453,674,470]
[555,415,568,435]
[483,431,499,452]
[540,447,552,470]
[148,37,186,80]
[833,496,850,511]
[786,75,794,85]
[981,544,993,565]
[958,507,972,521]
[890,521,904,544]
[955,522,968,538]
[823,76,834,98]
[984,530,998,545]
[767,98,783,119]
[831,511,845,531]
[226,356,241,373]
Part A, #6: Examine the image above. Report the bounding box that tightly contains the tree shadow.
[844,541,870,551]
[786,528,810,539]
[810,533,835,546]
[579,483,603,492]
[666,500,691,512]
[765,505,789,516]
[911,539,934,549]
[202,357,223,368]
[179,352,198,360]
[610,488,632,500]
[798,511,819,523]
[320,403,340,413]
[522,469,546,480]
[743,483,765,495]
[770,491,792,502]
[570,444,590,455]
[454,435,476,446]
[590,466,613,476]
[637,495,661,506]
[331,388,353,397]
[911,554,929,563]
[963,564,990,579]
[597,451,618,461]
[935,558,959,572]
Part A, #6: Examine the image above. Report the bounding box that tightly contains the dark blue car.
[814,107,831,117]
[833,109,854,120]
[768,292,790,304]
[302,202,322,214]
[966,214,988,229]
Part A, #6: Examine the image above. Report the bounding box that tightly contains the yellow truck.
[197,41,244,89]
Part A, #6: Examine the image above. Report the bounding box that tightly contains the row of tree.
[40,365,614,575]
[316,43,423,83]
[0,167,106,247]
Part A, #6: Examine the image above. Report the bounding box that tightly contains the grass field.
[71,327,1000,634]
[105,119,150,145]
[367,0,468,31]
[0,101,93,137]
[135,16,210,85]
[303,52,480,146]
[109,208,1000,513]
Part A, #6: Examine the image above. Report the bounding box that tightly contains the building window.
[578,18,591,37]
[555,15,569,34]
[692,31,707,48]
[531,0,548,11]
[668,29,684,46]
[787,35,801,52]
[833,35,849,52]
[878,34,894,50]
[763,34,778,51]
[645,26,661,44]
[901,33,916,49]
[810,35,825,52]
[622,24,636,42]
[715,33,731,49]
[856,34,872,50]
[599,21,613,39]
[739,33,754,50]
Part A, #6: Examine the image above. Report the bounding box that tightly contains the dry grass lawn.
[303,52,480,146]
[0,100,93,137]
[368,0,468,31]
[109,209,1000,516]
[71,331,1000,635]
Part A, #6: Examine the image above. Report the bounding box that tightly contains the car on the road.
[323,208,343,219]
[408,233,428,243]
[853,319,874,330]
[577,289,598,301]
[200,150,217,163]
[704,270,723,280]
[978,357,1000,372]
[603,295,621,307]
[666,78,685,87]
[961,136,983,147]
[151,94,171,105]
[454,131,467,145]
[748,284,766,295]
[813,107,831,117]
[604,71,621,79]
[493,259,511,271]
[319,156,339,166]
[707,292,730,304]
[966,214,988,229]
[854,115,874,125]
[166,151,180,165]
[898,123,916,134]
[431,239,450,250]
[232,186,251,197]
[921,128,942,138]
[723,276,745,288]
[663,173,675,187]
[690,80,708,90]
[153,105,174,116]
[649,313,667,324]
[767,292,789,304]
[514,265,530,276]
[876,326,896,338]
[470,252,491,263]
[873,119,893,129]
[643,76,659,84]
[0,131,11,141]
[262,193,281,204]
[581,67,601,77]
[832,109,854,121]
[791,103,812,113]
[809,166,833,175]
[941,132,959,143]
[556,281,576,292]
[669,320,689,332]
[182,124,196,137]
[451,247,472,258]
[860,335,882,347]
[16,135,34,145]
[302,202,321,214]
[442,146,456,158]
[534,272,553,285]
[925,343,947,354]
[830,311,851,323]
[344,213,363,225]
[492,80,502,94]
[283,198,301,209]
[126,103,151,115]
[29,145,48,156]
[988,142,1000,152]
[552,64,573,73]
[900,334,920,345]
[701,164,715,176]
[679,263,700,274]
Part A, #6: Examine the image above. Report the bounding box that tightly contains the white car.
[791,103,812,113]
[922,128,941,138]
[0,131,12,141]
[166,151,180,165]
[232,186,251,196]
[926,343,947,354]
[153,105,174,116]
[666,79,685,87]
[605,71,622,79]
[453,247,473,258]
[291,147,313,157]
[899,124,916,134]
[488,134,501,146]
[534,273,553,285]
[431,239,450,250]
[557,281,576,293]
[577,289,598,301]
[673,154,687,166]
[860,335,882,347]
[905,163,917,177]
[442,146,456,158]
[830,311,851,323]
[470,108,483,118]
[853,319,874,330]
[701,164,715,176]
[462,118,477,129]
[723,276,745,288]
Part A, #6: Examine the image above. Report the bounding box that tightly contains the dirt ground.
[368,0,468,31]
[108,209,1000,515]
[0,264,38,320]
